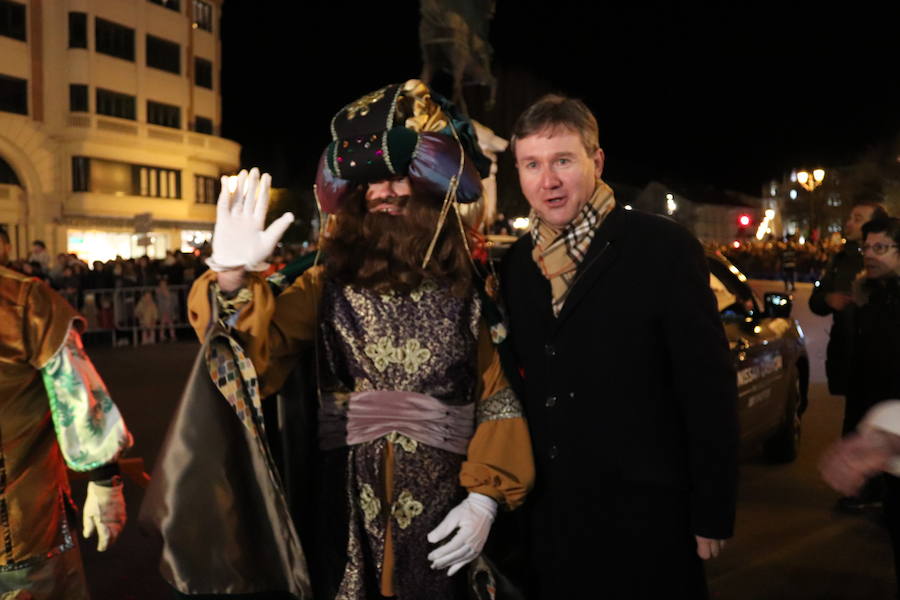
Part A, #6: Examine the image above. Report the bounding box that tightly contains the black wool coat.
[500,204,738,597]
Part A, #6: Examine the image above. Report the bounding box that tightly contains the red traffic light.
[738,214,752,227]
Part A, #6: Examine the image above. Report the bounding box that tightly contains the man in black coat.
[809,202,886,422]
[499,95,738,599]
[822,217,900,593]
[810,202,887,512]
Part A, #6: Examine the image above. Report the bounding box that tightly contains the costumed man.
[0,227,132,600]
[144,80,533,600]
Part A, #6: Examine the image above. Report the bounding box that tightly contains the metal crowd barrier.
[78,284,192,346]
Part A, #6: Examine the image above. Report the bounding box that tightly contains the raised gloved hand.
[206,167,295,272]
[427,492,497,576]
[83,480,126,552]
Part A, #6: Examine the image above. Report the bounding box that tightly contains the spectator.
[27,239,50,271]
[59,265,81,308]
[778,241,798,291]
[155,278,178,342]
[48,253,68,287]
[823,216,900,594]
[810,202,888,512]
[134,290,158,345]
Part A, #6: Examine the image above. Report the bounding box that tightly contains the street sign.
[134,212,153,233]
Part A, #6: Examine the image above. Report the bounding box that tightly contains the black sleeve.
[808,257,836,316]
[662,233,739,539]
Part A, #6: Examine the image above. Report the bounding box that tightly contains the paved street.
[78,281,895,599]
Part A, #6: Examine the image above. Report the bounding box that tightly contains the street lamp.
[796,168,825,192]
[795,168,826,239]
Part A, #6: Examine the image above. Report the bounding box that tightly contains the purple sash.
[318,390,475,455]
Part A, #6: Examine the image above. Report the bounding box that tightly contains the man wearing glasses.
[810,201,887,512]
[824,216,900,593]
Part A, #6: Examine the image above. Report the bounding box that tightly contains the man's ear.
[593,148,605,179]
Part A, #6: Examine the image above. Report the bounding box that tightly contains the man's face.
[365,177,412,216]
[31,244,43,254]
[514,127,604,229]
[862,231,900,278]
[845,205,876,242]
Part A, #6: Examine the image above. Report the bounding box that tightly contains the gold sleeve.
[187,266,325,396]
[25,280,85,369]
[459,321,535,510]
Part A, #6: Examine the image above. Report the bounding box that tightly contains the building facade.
[0,0,239,262]
[629,181,765,246]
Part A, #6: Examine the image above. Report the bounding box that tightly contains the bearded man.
[148,81,533,600]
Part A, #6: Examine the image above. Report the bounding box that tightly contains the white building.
[0,0,239,263]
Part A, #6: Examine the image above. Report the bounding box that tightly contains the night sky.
[220,1,900,200]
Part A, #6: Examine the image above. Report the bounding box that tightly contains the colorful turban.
[315,80,491,214]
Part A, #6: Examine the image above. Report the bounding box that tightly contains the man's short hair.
[862,217,900,247]
[853,201,889,222]
[32,240,45,249]
[510,94,599,157]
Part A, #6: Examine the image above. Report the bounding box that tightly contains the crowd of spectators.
[711,237,844,283]
[5,240,315,344]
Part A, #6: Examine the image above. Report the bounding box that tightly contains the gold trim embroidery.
[476,387,522,424]
[363,337,432,373]
[391,490,424,530]
[359,483,381,526]
[345,87,387,120]
[386,431,418,453]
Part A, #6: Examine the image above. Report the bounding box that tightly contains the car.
[707,251,809,463]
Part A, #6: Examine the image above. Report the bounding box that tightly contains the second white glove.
[83,480,126,552]
[207,168,294,272]
[427,492,497,576]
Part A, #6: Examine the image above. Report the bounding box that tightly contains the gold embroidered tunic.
[189,266,534,598]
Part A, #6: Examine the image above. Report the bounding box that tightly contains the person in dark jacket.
[499,94,738,599]
[826,216,900,590]
[810,202,887,512]
[809,202,887,404]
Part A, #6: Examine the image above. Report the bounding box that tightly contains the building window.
[96,88,136,120]
[68,12,87,48]
[147,100,180,129]
[70,84,88,112]
[146,34,180,74]
[71,156,181,198]
[136,165,181,198]
[95,17,134,61]
[0,74,27,115]
[72,156,90,192]
[192,0,212,32]
[193,116,213,134]
[195,175,219,204]
[148,0,180,12]
[0,0,25,42]
[194,57,213,89]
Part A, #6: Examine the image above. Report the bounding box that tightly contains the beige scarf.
[531,180,617,316]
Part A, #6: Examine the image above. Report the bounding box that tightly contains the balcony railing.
[66,113,238,158]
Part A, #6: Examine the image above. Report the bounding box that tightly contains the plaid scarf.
[531,180,616,316]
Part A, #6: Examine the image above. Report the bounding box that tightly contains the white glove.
[207,167,295,272]
[83,480,126,552]
[427,492,497,576]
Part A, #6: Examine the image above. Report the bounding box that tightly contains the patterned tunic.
[188,267,534,600]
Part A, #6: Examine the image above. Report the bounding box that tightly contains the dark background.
[220,1,900,203]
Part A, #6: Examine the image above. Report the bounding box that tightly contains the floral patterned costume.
[188,265,533,599]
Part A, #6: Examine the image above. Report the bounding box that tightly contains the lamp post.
[795,168,825,239]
